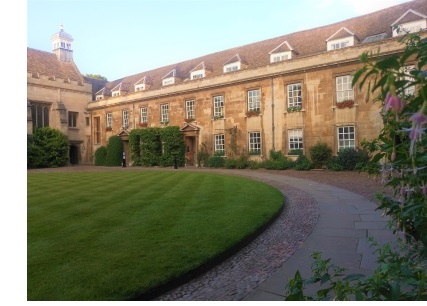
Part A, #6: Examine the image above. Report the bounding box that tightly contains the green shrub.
[196,142,210,167]
[105,136,123,166]
[224,158,237,169]
[336,148,370,171]
[129,127,185,167]
[94,146,108,166]
[27,127,69,168]
[159,126,185,167]
[248,160,261,169]
[207,153,225,168]
[288,149,303,156]
[263,150,291,170]
[264,159,292,170]
[129,130,142,166]
[293,154,313,170]
[326,156,344,171]
[269,149,286,161]
[309,141,332,168]
[235,155,250,169]
[140,128,162,166]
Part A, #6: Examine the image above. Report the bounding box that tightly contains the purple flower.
[404,111,427,156]
[409,112,427,127]
[384,93,405,113]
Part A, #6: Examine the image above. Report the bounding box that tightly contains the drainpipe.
[133,103,135,129]
[271,78,275,151]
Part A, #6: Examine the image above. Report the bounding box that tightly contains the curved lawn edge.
[131,202,285,301]
[27,167,285,301]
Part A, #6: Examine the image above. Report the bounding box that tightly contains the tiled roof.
[134,76,152,85]
[110,82,133,93]
[190,61,209,72]
[224,53,244,65]
[27,48,83,82]
[162,68,179,79]
[270,41,294,54]
[99,0,427,94]
[326,27,358,41]
[392,8,427,25]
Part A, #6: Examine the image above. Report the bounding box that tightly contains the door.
[185,136,195,166]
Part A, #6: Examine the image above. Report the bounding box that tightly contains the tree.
[27,127,69,168]
[84,74,108,81]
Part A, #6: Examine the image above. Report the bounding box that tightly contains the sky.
[5,0,415,301]
[27,0,414,82]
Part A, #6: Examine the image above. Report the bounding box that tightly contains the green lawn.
[27,170,283,301]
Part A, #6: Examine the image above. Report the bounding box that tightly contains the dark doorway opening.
[69,145,79,165]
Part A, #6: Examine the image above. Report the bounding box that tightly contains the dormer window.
[392,9,427,37]
[191,69,205,80]
[224,63,240,72]
[162,78,175,86]
[134,76,151,92]
[162,69,179,86]
[271,52,290,63]
[135,84,145,91]
[269,41,294,63]
[190,62,210,80]
[110,82,129,97]
[326,27,356,51]
[223,54,245,73]
[95,87,108,101]
[329,39,351,50]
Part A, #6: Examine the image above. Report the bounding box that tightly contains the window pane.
[336,75,354,102]
[248,90,260,111]
[338,126,355,150]
[287,83,302,108]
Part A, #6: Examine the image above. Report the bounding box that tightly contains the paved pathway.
[160,168,395,300]
[231,170,394,300]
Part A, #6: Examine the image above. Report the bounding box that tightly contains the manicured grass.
[27,170,283,300]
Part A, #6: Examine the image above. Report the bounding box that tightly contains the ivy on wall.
[129,126,185,167]
[105,136,124,166]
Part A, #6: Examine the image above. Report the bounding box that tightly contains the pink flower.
[384,93,405,113]
[422,183,427,196]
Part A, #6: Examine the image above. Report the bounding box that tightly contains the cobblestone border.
[154,179,319,301]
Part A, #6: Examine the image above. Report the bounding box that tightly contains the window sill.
[285,108,305,114]
[245,113,262,118]
[333,104,358,109]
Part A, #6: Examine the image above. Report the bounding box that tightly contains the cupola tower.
[51,24,73,62]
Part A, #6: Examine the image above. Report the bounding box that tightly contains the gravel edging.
[154,179,320,301]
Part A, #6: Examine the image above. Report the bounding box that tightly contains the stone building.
[27,26,106,164]
[29,1,427,167]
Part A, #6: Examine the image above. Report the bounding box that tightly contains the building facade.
[27,26,105,164]
[28,1,427,166]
